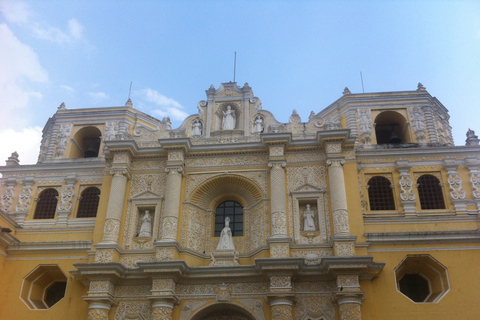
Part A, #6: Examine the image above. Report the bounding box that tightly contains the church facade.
[0,82,479,319]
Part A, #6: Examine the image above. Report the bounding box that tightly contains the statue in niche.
[192,119,202,136]
[253,115,264,133]
[138,210,152,237]
[216,217,235,250]
[303,204,316,231]
[222,105,236,130]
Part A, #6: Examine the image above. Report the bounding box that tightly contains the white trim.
[368,246,480,252]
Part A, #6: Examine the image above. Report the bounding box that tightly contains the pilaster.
[396,160,416,215]
[444,159,467,213]
[13,176,35,226]
[465,158,480,210]
[56,174,77,225]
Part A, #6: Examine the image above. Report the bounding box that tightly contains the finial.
[417,82,426,91]
[210,84,215,90]
[309,111,315,120]
[125,98,133,108]
[58,102,66,110]
[6,151,19,166]
[343,87,351,95]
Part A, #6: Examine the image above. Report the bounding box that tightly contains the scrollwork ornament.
[333,209,350,235]
[0,186,14,213]
[58,185,74,211]
[326,159,345,167]
[447,172,466,200]
[15,185,32,212]
[399,173,415,201]
[470,172,480,199]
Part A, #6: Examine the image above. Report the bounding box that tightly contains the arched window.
[215,201,243,237]
[77,187,100,218]
[367,176,395,210]
[417,175,446,210]
[34,188,58,219]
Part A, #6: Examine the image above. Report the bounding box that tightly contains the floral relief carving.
[286,151,325,163]
[156,247,174,261]
[103,218,121,242]
[339,303,362,320]
[325,142,342,154]
[295,295,336,320]
[95,249,114,263]
[271,304,294,320]
[186,154,268,168]
[270,244,289,258]
[270,276,292,290]
[152,306,173,320]
[89,280,114,294]
[87,308,109,320]
[119,255,155,268]
[332,209,350,235]
[115,285,151,297]
[272,211,287,236]
[334,243,355,256]
[114,300,151,320]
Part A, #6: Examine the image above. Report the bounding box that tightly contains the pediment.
[129,190,162,201]
[292,183,325,193]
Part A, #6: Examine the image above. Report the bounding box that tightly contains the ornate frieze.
[114,301,151,320]
[396,161,416,214]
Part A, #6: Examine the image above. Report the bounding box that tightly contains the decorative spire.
[466,128,479,146]
[343,87,351,95]
[58,102,66,110]
[125,98,133,108]
[417,83,426,91]
[6,151,19,166]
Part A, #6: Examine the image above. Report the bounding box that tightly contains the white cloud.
[0,127,43,165]
[61,85,75,92]
[33,18,85,45]
[0,0,32,24]
[0,23,48,129]
[140,88,188,121]
[141,88,183,109]
[89,91,109,103]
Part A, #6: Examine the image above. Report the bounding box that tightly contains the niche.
[374,111,411,144]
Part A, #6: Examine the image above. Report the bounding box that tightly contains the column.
[335,274,364,320]
[327,159,350,236]
[87,302,111,320]
[269,161,288,238]
[151,300,174,320]
[159,166,183,241]
[268,275,294,320]
[101,168,129,243]
[85,280,115,320]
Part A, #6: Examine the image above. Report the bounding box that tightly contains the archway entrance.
[190,303,256,320]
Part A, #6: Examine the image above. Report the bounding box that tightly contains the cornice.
[366,229,480,245]
[7,240,92,254]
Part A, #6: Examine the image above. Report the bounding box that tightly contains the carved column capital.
[268,161,287,169]
[109,168,130,179]
[327,158,345,167]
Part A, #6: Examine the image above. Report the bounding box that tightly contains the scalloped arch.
[189,174,264,209]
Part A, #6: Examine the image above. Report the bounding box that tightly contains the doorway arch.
[190,303,257,320]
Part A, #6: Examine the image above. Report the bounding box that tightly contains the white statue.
[138,210,152,237]
[192,119,202,136]
[303,204,316,231]
[222,105,236,130]
[253,116,264,133]
[216,217,235,250]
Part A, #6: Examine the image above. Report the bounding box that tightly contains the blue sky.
[1,0,479,164]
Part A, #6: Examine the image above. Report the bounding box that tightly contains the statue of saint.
[192,120,202,136]
[303,204,316,231]
[138,210,152,237]
[222,105,236,130]
[216,217,235,250]
[253,116,264,133]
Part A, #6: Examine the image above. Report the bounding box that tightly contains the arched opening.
[374,111,410,144]
[215,200,243,237]
[190,303,256,320]
[68,126,102,158]
[367,176,395,211]
[417,175,446,210]
[77,187,100,218]
[34,188,58,219]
